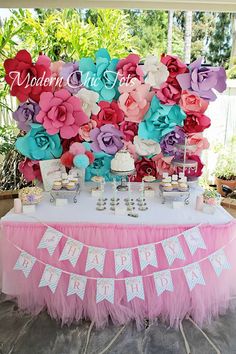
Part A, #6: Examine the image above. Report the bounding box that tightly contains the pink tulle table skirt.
[1,220,236,328]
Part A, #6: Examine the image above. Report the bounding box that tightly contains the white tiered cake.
[111,150,135,172]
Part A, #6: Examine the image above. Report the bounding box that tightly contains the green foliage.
[214,137,236,180]
[207,13,231,67]
[0,125,18,154]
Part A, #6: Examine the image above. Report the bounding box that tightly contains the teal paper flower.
[15,123,62,160]
[85,151,114,181]
[79,48,119,102]
[138,96,186,142]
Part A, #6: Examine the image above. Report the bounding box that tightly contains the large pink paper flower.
[187,133,209,155]
[117,54,144,83]
[154,82,181,105]
[36,89,89,139]
[118,79,153,123]
[50,60,65,91]
[180,90,209,113]
[152,153,175,179]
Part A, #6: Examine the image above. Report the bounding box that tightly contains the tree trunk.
[184,11,193,64]
[167,10,174,54]
[230,13,236,68]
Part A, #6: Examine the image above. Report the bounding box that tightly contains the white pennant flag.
[162,236,185,265]
[114,248,133,275]
[138,244,158,271]
[153,270,173,296]
[85,247,106,274]
[59,239,83,267]
[39,265,62,293]
[14,251,36,278]
[209,249,231,277]
[96,278,115,304]
[183,263,205,290]
[183,227,206,255]
[67,273,87,299]
[125,276,145,302]
[38,227,63,256]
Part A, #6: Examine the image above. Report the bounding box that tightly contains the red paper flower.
[184,111,211,133]
[154,82,181,105]
[132,157,157,182]
[4,50,52,102]
[91,101,124,128]
[185,154,204,178]
[61,135,82,153]
[117,54,144,83]
[161,54,188,79]
[119,121,138,142]
[18,158,42,182]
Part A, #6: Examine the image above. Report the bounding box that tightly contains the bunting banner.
[114,248,133,275]
[12,223,233,302]
[138,244,158,271]
[96,278,115,304]
[14,251,36,278]
[39,264,62,293]
[153,270,174,296]
[59,239,83,267]
[67,273,87,299]
[183,227,206,255]
[85,247,106,274]
[125,276,145,302]
[38,227,63,256]
[183,262,205,290]
[162,236,185,266]
[209,249,231,277]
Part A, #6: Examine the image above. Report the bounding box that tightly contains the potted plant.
[214,138,236,196]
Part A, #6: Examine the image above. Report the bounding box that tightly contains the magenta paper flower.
[90,124,124,154]
[117,54,144,83]
[177,58,227,101]
[118,78,153,123]
[119,121,138,142]
[36,88,89,139]
[154,82,181,105]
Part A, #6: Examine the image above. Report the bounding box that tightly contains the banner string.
[11,214,203,251]
[8,233,236,281]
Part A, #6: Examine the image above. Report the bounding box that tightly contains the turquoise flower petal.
[15,123,62,161]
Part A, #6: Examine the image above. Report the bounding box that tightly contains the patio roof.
[0,0,236,12]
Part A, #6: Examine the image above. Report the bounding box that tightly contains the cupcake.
[178,182,188,192]
[66,182,76,191]
[52,181,62,190]
[62,179,69,188]
[163,183,173,191]
[171,181,179,189]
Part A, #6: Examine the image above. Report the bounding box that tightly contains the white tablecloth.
[1,183,233,225]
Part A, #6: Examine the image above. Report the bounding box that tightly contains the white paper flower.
[76,88,100,117]
[143,55,169,88]
[134,136,161,156]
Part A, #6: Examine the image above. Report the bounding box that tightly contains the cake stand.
[110,169,136,191]
[50,183,80,204]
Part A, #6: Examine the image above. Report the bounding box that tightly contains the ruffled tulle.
[1,220,236,329]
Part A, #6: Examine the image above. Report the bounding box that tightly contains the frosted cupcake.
[178,182,188,192]
[163,183,173,191]
[52,181,62,190]
[66,182,76,191]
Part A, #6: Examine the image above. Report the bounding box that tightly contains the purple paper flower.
[177,57,227,101]
[160,126,185,155]
[90,124,124,155]
[60,62,82,94]
[13,99,40,132]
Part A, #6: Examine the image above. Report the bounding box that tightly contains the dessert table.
[0,183,236,329]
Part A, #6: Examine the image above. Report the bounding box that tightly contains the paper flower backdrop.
[4,48,226,183]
